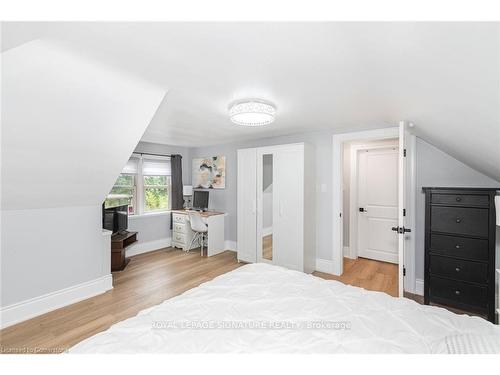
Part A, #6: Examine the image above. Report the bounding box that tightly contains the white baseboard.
[126,238,171,257]
[225,240,237,252]
[315,258,335,274]
[343,246,356,259]
[262,227,273,236]
[0,274,113,329]
[415,279,424,296]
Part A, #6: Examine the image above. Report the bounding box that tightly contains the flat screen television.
[102,204,128,234]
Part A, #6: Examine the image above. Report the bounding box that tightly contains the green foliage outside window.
[105,174,135,213]
[144,175,170,212]
[105,174,170,214]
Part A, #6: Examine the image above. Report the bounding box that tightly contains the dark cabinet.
[423,187,498,323]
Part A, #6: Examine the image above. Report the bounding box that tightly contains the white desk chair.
[187,211,208,256]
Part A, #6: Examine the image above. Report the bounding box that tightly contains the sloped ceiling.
[1,22,499,182]
[1,39,167,210]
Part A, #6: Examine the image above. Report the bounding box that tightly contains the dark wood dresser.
[423,187,498,323]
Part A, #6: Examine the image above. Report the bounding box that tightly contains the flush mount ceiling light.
[228,99,276,127]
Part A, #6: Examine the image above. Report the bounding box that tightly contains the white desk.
[171,210,226,256]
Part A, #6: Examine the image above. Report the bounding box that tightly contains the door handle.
[359,207,367,213]
[392,226,412,234]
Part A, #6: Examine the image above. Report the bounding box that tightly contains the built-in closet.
[237,143,315,272]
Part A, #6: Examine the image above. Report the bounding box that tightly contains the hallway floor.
[314,257,398,297]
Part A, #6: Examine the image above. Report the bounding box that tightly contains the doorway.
[342,139,399,296]
[332,124,416,297]
[349,140,399,263]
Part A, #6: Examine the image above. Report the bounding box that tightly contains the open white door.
[396,121,411,297]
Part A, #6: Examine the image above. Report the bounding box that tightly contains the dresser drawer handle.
[455,267,461,272]
[455,196,462,202]
[454,290,461,295]
[455,244,461,249]
[455,217,462,223]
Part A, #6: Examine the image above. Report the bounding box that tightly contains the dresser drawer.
[430,206,489,237]
[431,193,489,207]
[429,255,487,284]
[429,234,489,261]
[173,213,187,224]
[429,276,487,309]
[172,232,187,244]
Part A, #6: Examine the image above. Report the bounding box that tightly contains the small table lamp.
[183,185,193,209]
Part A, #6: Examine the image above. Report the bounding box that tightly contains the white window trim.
[108,155,173,216]
[133,156,171,216]
[136,156,145,215]
[110,174,137,215]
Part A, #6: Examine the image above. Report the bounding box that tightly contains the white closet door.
[237,148,257,263]
[273,145,304,271]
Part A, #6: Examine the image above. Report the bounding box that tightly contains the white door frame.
[348,141,399,260]
[331,127,416,294]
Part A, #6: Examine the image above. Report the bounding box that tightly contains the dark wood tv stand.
[111,231,137,271]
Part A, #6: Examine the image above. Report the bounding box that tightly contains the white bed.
[70,263,500,353]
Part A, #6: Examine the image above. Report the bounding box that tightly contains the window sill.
[128,211,171,220]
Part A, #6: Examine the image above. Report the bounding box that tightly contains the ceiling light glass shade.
[229,100,276,126]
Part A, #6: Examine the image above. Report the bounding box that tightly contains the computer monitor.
[192,190,209,210]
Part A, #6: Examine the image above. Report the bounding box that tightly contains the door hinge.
[403,208,406,216]
[403,148,407,157]
[403,267,406,277]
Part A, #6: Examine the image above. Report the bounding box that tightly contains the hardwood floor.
[0,248,242,354]
[0,250,399,353]
[262,234,273,260]
[313,257,398,297]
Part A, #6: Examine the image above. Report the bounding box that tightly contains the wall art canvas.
[192,156,226,189]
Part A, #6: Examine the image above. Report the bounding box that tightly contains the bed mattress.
[70,263,500,353]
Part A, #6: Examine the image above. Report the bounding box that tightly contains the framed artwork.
[192,156,226,189]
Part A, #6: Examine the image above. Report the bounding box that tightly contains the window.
[143,175,170,212]
[105,155,171,215]
[142,158,171,213]
[106,174,137,215]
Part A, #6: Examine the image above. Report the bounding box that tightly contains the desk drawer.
[173,214,187,224]
[429,234,489,261]
[173,222,188,234]
[429,276,487,309]
[172,232,187,244]
[430,206,489,237]
[429,255,487,284]
[431,193,489,207]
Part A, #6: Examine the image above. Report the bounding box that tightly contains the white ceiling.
[2,22,499,181]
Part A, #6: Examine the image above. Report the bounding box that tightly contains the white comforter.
[70,263,500,353]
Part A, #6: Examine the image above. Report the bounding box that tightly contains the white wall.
[192,130,333,260]
[192,130,499,271]
[1,206,107,307]
[1,40,166,210]
[0,40,166,324]
[415,138,499,280]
